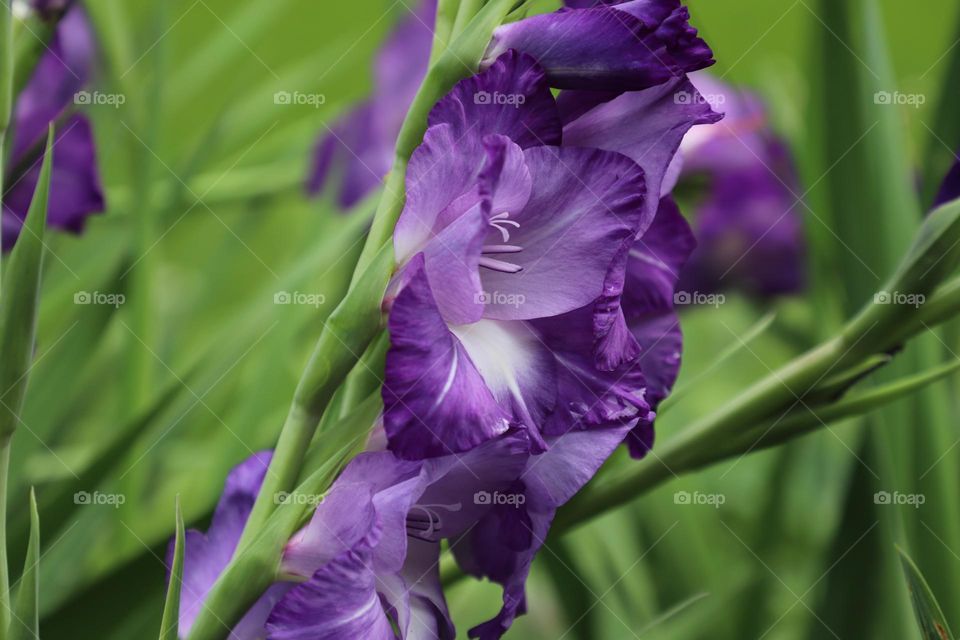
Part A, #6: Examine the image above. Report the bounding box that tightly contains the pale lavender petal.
[393,124,486,266]
[267,526,396,640]
[479,145,647,321]
[483,1,714,91]
[563,76,721,224]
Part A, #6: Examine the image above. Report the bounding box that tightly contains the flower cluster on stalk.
[173,1,740,638]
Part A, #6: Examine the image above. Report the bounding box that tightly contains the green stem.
[554,337,845,532]
[0,440,10,638]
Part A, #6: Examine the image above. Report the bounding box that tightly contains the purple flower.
[2,5,105,250]
[674,73,806,297]
[308,0,436,208]
[383,50,717,461]
[173,434,532,639]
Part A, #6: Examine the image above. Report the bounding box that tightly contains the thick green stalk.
[237,0,524,546]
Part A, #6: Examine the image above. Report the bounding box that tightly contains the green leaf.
[0,127,54,441]
[10,488,40,640]
[899,547,956,640]
[159,496,184,640]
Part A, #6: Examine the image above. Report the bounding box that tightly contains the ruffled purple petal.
[171,452,273,637]
[483,1,714,91]
[479,145,647,321]
[563,76,721,224]
[428,51,561,148]
[542,315,652,435]
[458,425,631,639]
[383,257,511,460]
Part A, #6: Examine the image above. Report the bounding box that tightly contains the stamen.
[482,244,523,254]
[479,256,523,273]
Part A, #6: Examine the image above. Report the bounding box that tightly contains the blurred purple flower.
[2,5,105,250]
[934,156,960,208]
[674,73,806,298]
[307,0,436,208]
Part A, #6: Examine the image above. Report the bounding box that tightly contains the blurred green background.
[13,0,960,637]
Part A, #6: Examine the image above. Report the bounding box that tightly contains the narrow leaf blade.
[899,547,956,640]
[159,496,185,640]
[0,126,54,440]
[10,489,40,640]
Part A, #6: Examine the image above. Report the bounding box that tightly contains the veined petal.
[458,425,631,639]
[563,76,721,225]
[483,1,714,91]
[267,526,396,640]
[451,319,555,449]
[534,309,651,435]
[428,51,561,149]
[383,258,511,460]
[480,146,647,321]
[394,124,487,265]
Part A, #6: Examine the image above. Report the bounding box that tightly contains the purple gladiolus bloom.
[173,433,534,639]
[2,4,105,250]
[382,50,717,461]
[308,0,436,208]
[674,73,806,297]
